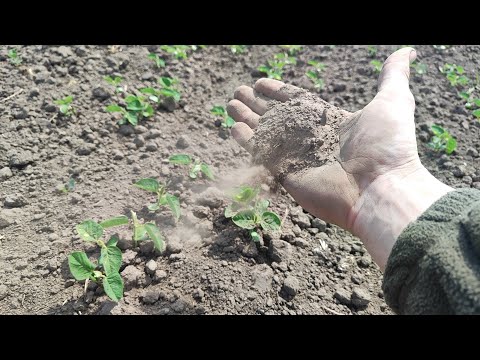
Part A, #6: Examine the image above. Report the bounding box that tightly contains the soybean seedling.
[440,63,469,87]
[60,177,75,194]
[160,45,190,60]
[367,45,377,58]
[68,219,125,302]
[134,178,180,220]
[140,77,181,103]
[106,95,154,126]
[211,105,235,128]
[7,49,22,66]
[104,75,125,93]
[370,60,382,73]
[428,125,457,155]
[411,62,428,75]
[280,45,303,55]
[55,96,75,116]
[231,45,248,54]
[148,53,166,68]
[460,89,480,119]
[258,59,286,80]
[169,154,214,181]
[274,52,297,65]
[306,60,326,90]
[224,185,282,243]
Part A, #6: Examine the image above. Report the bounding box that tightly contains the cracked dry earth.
[1,45,479,315]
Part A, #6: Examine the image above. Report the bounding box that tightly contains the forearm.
[350,166,454,271]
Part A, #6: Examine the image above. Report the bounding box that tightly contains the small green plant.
[169,154,214,180]
[440,63,469,87]
[60,177,75,194]
[129,211,165,250]
[106,94,154,126]
[224,185,282,243]
[160,45,190,60]
[258,59,285,80]
[104,76,125,93]
[211,105,235,128]
[458,88,480,120]
[280,45,302,55]
[7,49,22,66]
[367,45,377,58]
[148,53,166,68]
[428,125,457,155]
[274,52,297,65]
[134,178,180,220]
[68,219,125,302]
[370,60,382,73]
[411,62,427,75]
[139,77,181,109]
[230,45,247,54]
[55,96,75,116]
[306,60,326,90]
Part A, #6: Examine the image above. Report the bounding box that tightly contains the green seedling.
[148,53,166,68]
[60,177,75,194]
[7,49,22,66]
[169,154,214,181]
[274,52,297,65]
[370,60,382,73]
[411,62,427,75]
[134,178,180,220]
[306,60,326,90]
[130,211,165,251]
[231,45,247,54]
[68,219,126,302]
[280,45,302,55]
[106,95,154,126]
[104,75,125,93]
[440,63,469,87]
[55,96,75,116]
[211,105,235,128]
[428,125,457,155]
[367,45,377,58]
[258,60,285,80]
[140,77,181,103]
[224,185,282,243]
[160,45,190,60]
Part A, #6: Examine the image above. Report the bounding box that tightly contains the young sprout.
[7,49,22,66]
[129,211,165,251]
[230,45,248,54]
[258,60,285,80]
[106,95,154,126]
[370,60,382,73]
[280,45,303,55]
[367,45,377,58]
[411,62,428,75]
[274,52,297,65]
[169,154,214,181]
[139,77,181,111]
[211,105,235,128]
[440,63,469,87]
[306,60,326,90]
[148,53,166,68]
[224,185,282,243]
[55,96,75,116]
[60,177,75,194]
[69,219,125,302]
[160,45,190,60]
[104,76,125,93]
[428,125,457,155]
[133,178,180,220]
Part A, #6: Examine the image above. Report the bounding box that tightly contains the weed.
[104,76,125,93]
[411,62,427,75]
[134,178,180,220]
[7,49,22,66]
[148,53,166,68]
[428,125,457,155]
[440,63,469,87]
[211,105,235,128]
[280,45,302,55]
[55,96,75,116]
[367,45,377,58]
[169,154,214,180]
[69,219,126,301]
[306,60,326,90]
[224,185,282,242]
[231,45,247,54]
[370,60,382,73]
[106,94,154,126]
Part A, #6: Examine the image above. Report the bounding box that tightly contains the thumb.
[377,47,417,94]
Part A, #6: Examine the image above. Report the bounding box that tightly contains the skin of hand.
[227,47,454,271]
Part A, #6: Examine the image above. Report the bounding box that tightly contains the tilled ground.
[0,45,478,315]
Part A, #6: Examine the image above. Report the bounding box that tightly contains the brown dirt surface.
[0,45,479,315]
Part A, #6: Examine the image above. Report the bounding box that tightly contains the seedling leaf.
[100,245,122,276]
[260,212,282,232]
[100,215,129,229]
[134,178,159,193]
[165,194,181,220]
[144,223,165,253]
[251,231,261,243]
[200,163,214,180]
[106,235,119,247]
[76,220,104,242]
[232,210,257,230]
[134,224,148,242]
[68,252,96,281]
[169,154,192,165]
[103,272,124,302]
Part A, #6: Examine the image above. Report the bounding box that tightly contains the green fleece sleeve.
[383,188,480,314]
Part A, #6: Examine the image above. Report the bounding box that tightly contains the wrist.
[349,166,454,271]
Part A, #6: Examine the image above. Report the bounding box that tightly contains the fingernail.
[409,49,417,63]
